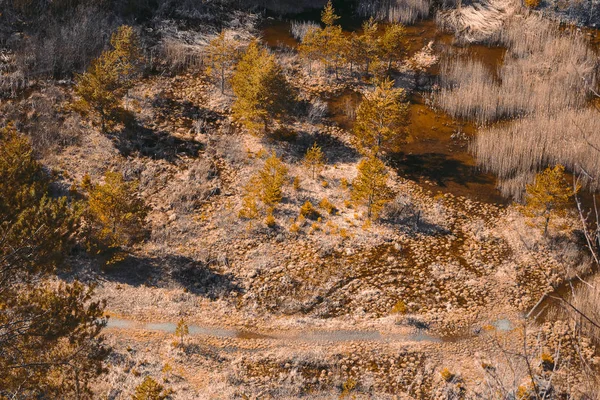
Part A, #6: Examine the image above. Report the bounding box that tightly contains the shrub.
[132,376,172,400]
[84,171,149,263]
[441,368,455,382]
[300,201,320,220]
[265,212,276,228]
[319,197,337,215]
[391,300,407,314]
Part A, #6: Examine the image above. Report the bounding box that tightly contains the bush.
[319,197,336,215]
[84,171,149,263]
[300,200,320,220]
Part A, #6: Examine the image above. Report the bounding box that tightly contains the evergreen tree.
[321,0,340,27]
[303,142,326,180]
[239,153,288,219]
[231,41,294,134]
[258,152,289,206]
[353,78,409,156]
[351,156,393,219]
[522,165,577,236]
[132,377,172,400]
[360,17,379,75]
[85,171,149,263]
[0,125,108,399]
[321,25,348,79]
[299,26,324,75]
[175,318,189,348]
[206,31,238,94]
[379,23,407,72]
[74,25,141,132]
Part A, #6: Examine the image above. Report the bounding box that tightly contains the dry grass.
[570,275,600,346]
[358,0,430,24]
[435,14,597,124]
[474,108,600,198]
[436,0,518,43]
[435,11,598,197]
[290,21,319,42]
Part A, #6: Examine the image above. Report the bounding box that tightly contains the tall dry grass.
[436,0,518,43]
[358,0,430,24]
[436,14,597,124]
[290,21,319,42]
[435,11,598,197]
[473,109,600,198]
[571,275,600,346]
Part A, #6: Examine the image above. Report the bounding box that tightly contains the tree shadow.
[103,254,243,300]
[285,129,361,165]
[388,152,493,188]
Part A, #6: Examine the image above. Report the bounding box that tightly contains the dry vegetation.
[435,9,599,197]
[1,0,600,398]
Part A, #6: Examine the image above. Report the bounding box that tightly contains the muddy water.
[260,18,508,204]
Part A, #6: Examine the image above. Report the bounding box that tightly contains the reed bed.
[474,109,600,198]
[358,0,430,24]
[290,21,319,42]
[436,15,597,124]
[436,11,599,197]
[436,0,518,43]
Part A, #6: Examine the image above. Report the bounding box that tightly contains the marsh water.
[261,17,508,204]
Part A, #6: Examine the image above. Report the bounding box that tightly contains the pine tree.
[321,0,340,27]
[353,78,409,156]
[321,25,348,79]
[175,318,189,348]
[351,156,393,219]
[299,26,324,75]
[239,153,288,219]
[258,152,289,206]
[0,125,108,398]
[379,23,407,72]
[360,17,379,75]
[85,171,149,262]
[132,377,172,400]
[347,32,365,75]
[74,25,141,132]
[231,41,294,134]
[303,142,326,180]
[206,31,238,94]
[522,165,577,236]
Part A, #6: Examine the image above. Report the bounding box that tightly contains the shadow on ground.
[103,254,243,300]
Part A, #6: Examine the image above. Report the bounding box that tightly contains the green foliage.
[303,142,326,180]
[258,152,289,206]
[239,153,288,220]
[360,17,379,75]
[522,165,576,236]
[175,318,189,348]
[321,0,340,27]
[231,41,295,134]
[352,156,393,219]
[85,171,149,262]
[206,31,239,93]
[74,25,142,132]
[353,78,409,156]
[379,23,407,71]
[132,376,173,400]
[0,125,107,398]
[300,200,320,220]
